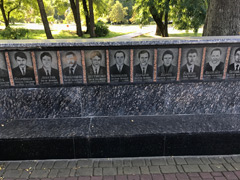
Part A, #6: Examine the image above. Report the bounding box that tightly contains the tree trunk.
[203,0,240,36]
[82,0,90,34]
[88,0,95,37]
[37,0,53,39]
[69,0,83,37]
[155,26,161,36]
[0,0,9,28]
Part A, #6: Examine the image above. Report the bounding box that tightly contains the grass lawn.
[135,32,202,38]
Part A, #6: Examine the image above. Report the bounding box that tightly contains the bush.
[0,27,29,39]
[95,21,109,37]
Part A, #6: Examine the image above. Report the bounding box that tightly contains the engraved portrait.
[227,47,240,79]
[36,51,60,85]
[134,49,154,82]
[109,50,130,82]
[157,48,178,81]
[0,52,9,86]
[85,50,107,83]
[9,51,35,86]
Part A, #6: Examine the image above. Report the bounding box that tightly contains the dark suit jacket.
[228,64,235,71]
[204,62,224,73]
[180,64,200,78]
[86,66,106,75]
[63,64,83,76]
[38,67,59,83]
[12,66,35,79]
[110,64,130,76]
[158,65,177,77]
[134,64,153,78]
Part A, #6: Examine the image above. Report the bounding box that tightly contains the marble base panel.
[0,115,240,160]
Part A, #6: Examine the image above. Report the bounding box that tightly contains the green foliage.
[95,21,109,37]
[47,16,55,24]
[0,27,29,39]
[35,16,42,23]
[109,1,128,23]
[171,0,208,34]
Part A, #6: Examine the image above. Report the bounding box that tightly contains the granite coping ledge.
[0,114,240,139]
[0,36,239,48]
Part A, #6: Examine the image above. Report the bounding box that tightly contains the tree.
[109,1,127,23]
[69,0,83,37]
[0,0,22,28]
[171,0,207,35]
[37,0,53,39]
[133,0,171,37]
[88,0,95,37]
[203,0,240,36]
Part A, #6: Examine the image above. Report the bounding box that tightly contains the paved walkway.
[1,155,240,180]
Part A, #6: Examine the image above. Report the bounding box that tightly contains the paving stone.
[182,165,201,173]
[57,169,71,177]
[140,174,152,180]
[68,161,77,169]
[6,162,21,170]
[152,174,164,180]
[160,165,178,173]
[145,159,151,166]
[166,158,175,165]
[30,170,49,179]
[188,173,200,177]
[115,175,128,180]
[231,163,240,170]
[199,172,213,178]
[234,170,240,178]
[35,162,43,169]
[93,161,99,168]
[77,160,93,168]
[209,157,226,164]
[199,165,213,172]
[123,160,132,167]
[3,170,22,178]
[113,160,123,167]
[223,163,235,171]
[48,169,58,178]
[20,170,31,179]
[66,178,78,180]
[210,164,226,172]
[189,177,202,180]
[224,157,235,164]
[76,168,93,176]
[201,158,211,164]
[117,167,124,175]
[185,158,203,165]
[99,161,112,168]
[94,168,103,176]
[53,161,69,169]
[176,165,185,173]
[148,166,160,174]
[164,174,177,180]
[140,167,149,175]
[69,169,76,177]
[42,161,55,169]
[127,175,140,180]
[214,177,227,180]
[18,162,37,170]
[103,176,114,180]
[211,172,223,177]
[123,167,140,175]
[176,173,190,180]
[78,177,91,180]
[103,168,117,176]
[174,158,187,165]
[232,156,240,163]
[151,158,167,166]
[132,159,145,167]
[222,172,238,180]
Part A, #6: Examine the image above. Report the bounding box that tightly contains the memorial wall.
[0,45,239,87]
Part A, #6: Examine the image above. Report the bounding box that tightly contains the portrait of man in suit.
[38,52,59,84]
[63,52,83,76]
[86,50,106,75]
[204,48,224,73]
[180,49,201,79]
[110,50,130,82]
[0,53,9,85]
[228,48,240,72]
[12,52,35,79]
[158,50,177,77]
[134,50,153,81]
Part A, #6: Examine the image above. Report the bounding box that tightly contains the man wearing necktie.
[134,50,153,81]
[86,50,106,75]
[63,52,83,76]
[12,52,35,80]
[180,49,201,79]
[38,52,60,84]
[110,51,130,81]
[228,48,240,72]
